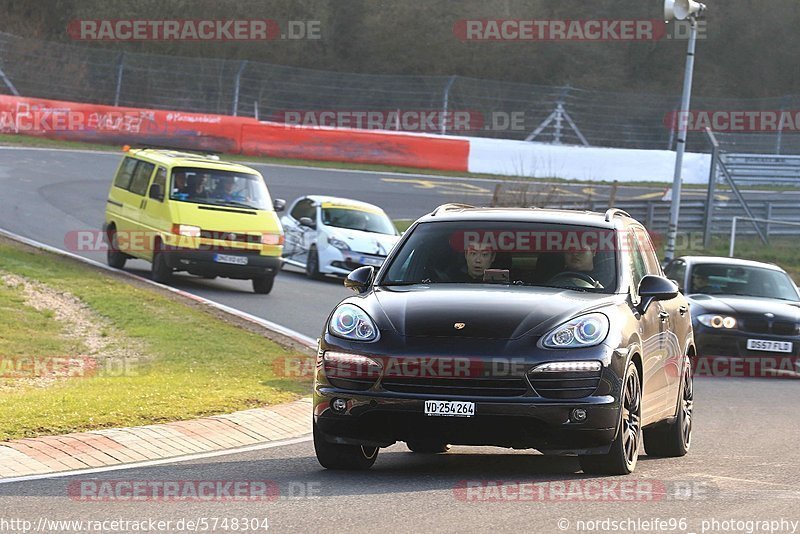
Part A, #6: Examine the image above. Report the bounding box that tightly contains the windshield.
[169,167,273,211]
[689,263,800,301]
[379,221,618,293]
[321,207,397,235]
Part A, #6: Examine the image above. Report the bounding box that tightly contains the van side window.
[128,161,156,196]
[114,157,138,190]
[151,167,167,201]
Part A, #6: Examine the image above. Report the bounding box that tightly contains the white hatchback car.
[280,195,401,278]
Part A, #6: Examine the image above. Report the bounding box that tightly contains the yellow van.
[103,148,285,294]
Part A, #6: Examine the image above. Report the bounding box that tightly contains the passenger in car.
[452,242,496,282]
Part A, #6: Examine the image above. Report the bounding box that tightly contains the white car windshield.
[169,167,273,211]
[322,207,396,235]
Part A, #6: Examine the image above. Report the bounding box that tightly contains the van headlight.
[542,313,609,349]
[329,304,378,341]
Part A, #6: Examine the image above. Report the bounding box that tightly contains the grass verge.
[0,236,312,440]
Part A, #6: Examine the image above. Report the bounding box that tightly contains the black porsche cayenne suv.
[313,205,695,475]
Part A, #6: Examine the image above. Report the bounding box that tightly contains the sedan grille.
[528,369,601,399]
[739,315,798,336]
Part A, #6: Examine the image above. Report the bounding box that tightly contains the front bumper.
[314,391,618,454]
[320,247,387,275]
[313,337,625,454]
[693,325,800,377]
[163,247,282,280]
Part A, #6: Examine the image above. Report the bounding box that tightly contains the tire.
[252,275,275,294]
[313,422,378,470]
[406,440,450,454]
[106,227,127,269]
[151,245,172,284]
[305,246,324,280]
[579,361,642,475]
[644,358,693,457]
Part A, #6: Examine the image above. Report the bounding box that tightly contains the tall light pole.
[663,0,707,263]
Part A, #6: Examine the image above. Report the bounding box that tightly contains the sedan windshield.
[169,167,273,211]
[379,221,618,293]
[322,207,397,235]
[689,263,800,301]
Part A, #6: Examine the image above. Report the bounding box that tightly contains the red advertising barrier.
[241,122,469,171]
[0,95,469,172]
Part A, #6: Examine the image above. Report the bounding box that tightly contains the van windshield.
[169,167,273,211]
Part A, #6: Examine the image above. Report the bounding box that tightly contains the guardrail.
[720,153,800,186]
[545,199,800,237]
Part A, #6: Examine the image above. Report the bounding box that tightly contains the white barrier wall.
[467,137,712,184]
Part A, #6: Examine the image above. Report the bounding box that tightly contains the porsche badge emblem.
[454,322,466,330]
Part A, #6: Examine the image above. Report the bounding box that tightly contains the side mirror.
[637,275,679,314]
[273,198,286,212]
[344,266,374,294]
[299,216,316,229]
[148,183,164,201]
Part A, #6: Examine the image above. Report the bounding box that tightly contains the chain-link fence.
[2,31,799,154]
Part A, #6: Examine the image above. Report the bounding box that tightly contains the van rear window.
[113,157,137,190]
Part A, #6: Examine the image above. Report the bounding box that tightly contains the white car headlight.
[697,314,737,329]
[329,304,378,341]
[542,313,609,349]
[327,236,350,251]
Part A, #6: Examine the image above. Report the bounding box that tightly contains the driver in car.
[551,245,604,289]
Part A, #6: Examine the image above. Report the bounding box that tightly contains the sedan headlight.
[697,314,737,329]
[327,236,350,251]
[542,313,609,349]
[329,304,378,341]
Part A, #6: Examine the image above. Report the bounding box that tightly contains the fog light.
[571,408,587,422]
[331,398,348,413]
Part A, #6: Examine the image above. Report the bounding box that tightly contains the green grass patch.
[0,238,311,440]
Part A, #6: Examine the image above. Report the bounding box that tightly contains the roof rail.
[432,203,475,216]
[604,208,631,222]
[125,144,222,156]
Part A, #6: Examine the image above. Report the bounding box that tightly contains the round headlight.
[329,304,378,341]
[542,313,610,349]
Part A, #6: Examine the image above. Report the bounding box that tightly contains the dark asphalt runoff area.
[0,379,797,533]
[0,146,798,534]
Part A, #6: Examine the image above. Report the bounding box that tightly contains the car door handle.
[658,311,670,322]
[679,306,688,316]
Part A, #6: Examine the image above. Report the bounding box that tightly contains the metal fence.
[2,31,800,154]
[543,200,800,238]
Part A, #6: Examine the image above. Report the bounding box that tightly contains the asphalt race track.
[0,146,799,533]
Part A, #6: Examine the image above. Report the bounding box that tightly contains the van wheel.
[106,227,127,269]
[306,246,324,280]
[313,422,378,470]
[151,246,172,284]
[579,361,641,475]
[644,359,693,457]
[252,275,275,294]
